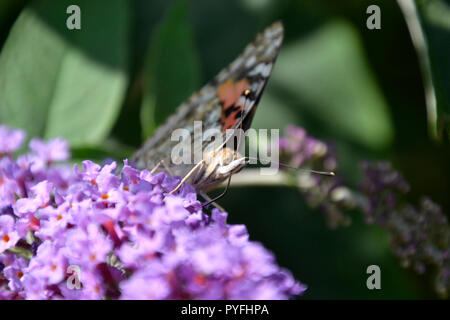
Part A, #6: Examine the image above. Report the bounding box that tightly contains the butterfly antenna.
[245,156,335,176]
[298,168,335,176]
[235,91,336,177]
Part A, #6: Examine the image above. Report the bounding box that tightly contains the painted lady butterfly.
[132,22,284,203]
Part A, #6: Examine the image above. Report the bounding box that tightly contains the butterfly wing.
[132,21,284,178]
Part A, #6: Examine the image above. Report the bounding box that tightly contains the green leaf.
[70,139,134,164]
[398,0,450,140]
[8,246,33,260]
[0,0,130,147]
[255,20,394,150]
[140,0,200,139]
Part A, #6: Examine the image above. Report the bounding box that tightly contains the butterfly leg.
[150,159,174,176]
[199,191,226,212]
[169,160,205,194]
[201,173,232,209]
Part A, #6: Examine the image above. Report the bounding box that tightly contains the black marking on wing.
[224,105,241,118]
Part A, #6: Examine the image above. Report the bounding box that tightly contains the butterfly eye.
[244,89,251,96]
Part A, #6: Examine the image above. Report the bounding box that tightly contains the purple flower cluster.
[279,125,336,170]
[279,125,450,297]
[279,125,353,228]
[0,125,305,300]
[359,161,450,297]
[359,161,410,225]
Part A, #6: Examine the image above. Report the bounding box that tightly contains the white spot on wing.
[245,55,257,68]
[249,63,271,77]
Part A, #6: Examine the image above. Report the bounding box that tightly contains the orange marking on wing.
[217,78,250,131]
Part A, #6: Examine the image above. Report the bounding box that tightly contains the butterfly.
[132,21,284,205]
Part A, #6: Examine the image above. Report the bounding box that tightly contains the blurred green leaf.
[257,20,394,150]
[8,246,33,260]
[70,138,134,164]
[140,0,200,139]
[0,0,130,147]
[398,0,450,140]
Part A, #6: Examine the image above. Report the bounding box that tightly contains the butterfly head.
[193,147,246,191]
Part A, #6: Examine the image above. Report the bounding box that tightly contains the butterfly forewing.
[132,21,284,190]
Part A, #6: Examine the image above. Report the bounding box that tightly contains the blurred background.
[1,0,450,299]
